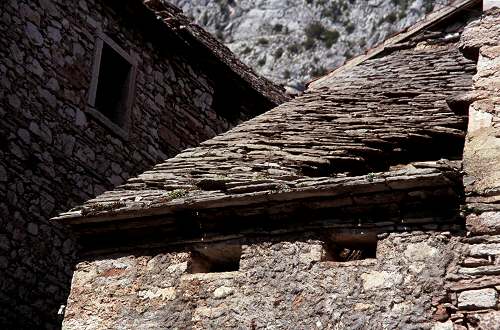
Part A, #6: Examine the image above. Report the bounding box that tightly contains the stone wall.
[63,231,461,329]
[434,8,500,329]
[0,0,275,327]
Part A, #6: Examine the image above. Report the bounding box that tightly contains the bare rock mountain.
[167,0,451,91]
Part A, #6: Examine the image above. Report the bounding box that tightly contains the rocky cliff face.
[166,0,450,92]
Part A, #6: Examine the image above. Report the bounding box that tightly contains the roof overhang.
[55,162,464,254]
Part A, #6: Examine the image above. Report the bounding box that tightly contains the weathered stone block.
[25,22,44,46]
[467,212,500,235]
[361,270,403,291]
[457,288,498,310]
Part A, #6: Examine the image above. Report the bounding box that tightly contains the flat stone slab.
[458,288,498,310]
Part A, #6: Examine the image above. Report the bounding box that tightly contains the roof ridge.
[142,0,289,105]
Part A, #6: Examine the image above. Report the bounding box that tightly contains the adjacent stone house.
[55,0,500,328]
[0,0,287,328]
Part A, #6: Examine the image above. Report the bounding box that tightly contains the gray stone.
[1,75,11,89]
[75,109,87,127]
[109,175,123,186]
[47,26,62,43]
[62,134,76,156]
[86,16,99,29]
[39,123,53,144]
[467,212,500,235]
[8,95,21,109]
[0,165,7,182]
[62,239,73,255]
[39,0,58,15]
[469,243,500,257]
[20,3,41,25]
[26,22,44,46]
[111,162,122,174]
[431,320,454,330]
[0,256,8,269]
[27,223,39,235]
[78,0,88,12]
[9,142,25,159]
[0,234,10,250]
[47,78,60,92]
[458,288,498,310]
[73,42,85,57]
[29,122,41,135]
[18,128,31,144]
[361,271,403,291]
[10,44,25,64]
[213,286,234,299]
[38,87,57,107]
[29,58,44,77]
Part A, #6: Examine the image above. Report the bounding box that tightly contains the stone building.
[55,0,500,328]
[53,0,500,328]
[0,0,287,328]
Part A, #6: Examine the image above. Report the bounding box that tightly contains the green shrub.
[302,37,316,50]
[392,0,411,12]
[273,23,284,33]
[323,30,340,48]
[423,0,434,13]
[202,12,209,25]
[287,43,300,54]
[321,2,347,20]
[386,12,397,23]
[305,21,340,48]
[311,66,328,78]
[305,21,327,39]
[241,46,252,55]
[257,38,269,45]
[274,47,284,59]
[345,22,355,34]
[167,189,188,200]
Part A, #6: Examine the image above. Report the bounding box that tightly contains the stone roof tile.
[142,0,289,105]
[54,0,479,227]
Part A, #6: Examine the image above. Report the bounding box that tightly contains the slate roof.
[310,0,481,88]
[140,0,289,106]
[55,0,480,239]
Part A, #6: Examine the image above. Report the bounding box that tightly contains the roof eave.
[54,163,460,228]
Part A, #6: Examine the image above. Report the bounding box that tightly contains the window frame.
[87,30,138,140]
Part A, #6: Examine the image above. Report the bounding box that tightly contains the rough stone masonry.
[0,0,285,328]
[436,6,500,328]
[56,1,500,329]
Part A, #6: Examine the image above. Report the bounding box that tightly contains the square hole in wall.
[95,43,132,125]
[88,32,137,133]
[189,243,242,273]
[321,232,377,262]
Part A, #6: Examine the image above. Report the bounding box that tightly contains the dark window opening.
[189,243,242,273]
[321,234,377,262]
[94,42,133,127]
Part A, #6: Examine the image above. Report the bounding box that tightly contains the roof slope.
[141,0,289,105]
[55,1,479,228]
[310,0,481,89]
